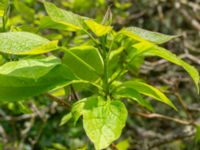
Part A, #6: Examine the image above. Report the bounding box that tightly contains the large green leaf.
[128,41,199,92]
[113,87,154,111]
[119,80,177,110]
[146,46,200,92]
[0,56,60,79]
[39,16,70,31]
[0,56,78,102]
[44,2,87,31]
[84,20,112,37]
[63,46,103,81]
[0,32,58,55]
[82,97,127,150]
[123,27,177,44]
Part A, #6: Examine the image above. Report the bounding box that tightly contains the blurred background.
[0,0,200,149]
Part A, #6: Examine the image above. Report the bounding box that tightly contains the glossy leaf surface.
[83,98,127,149]
[124,27,177,44]
[0,32,58,55]
[44,2,87,31]
[84,20,112,36]
[119,80,177,110]
[0,56,78,102]
[63,46,103,81]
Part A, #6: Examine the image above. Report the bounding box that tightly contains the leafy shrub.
[0,1,199,149]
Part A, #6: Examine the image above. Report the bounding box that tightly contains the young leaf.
[123,27,177,44]
[113,87,154,111]
[0,32,58,55]
[84,20,112,37]
[0,56,78,102]
[146,46,200,92]
[63,46,103,81]
[44,2,87,31]
[83,98,127,150]
[59,113,72,126]
[116,139,130,150]
[129,42,199,92]
[119,80,177,110]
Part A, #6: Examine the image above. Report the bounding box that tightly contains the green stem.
[2,16,6,31]
[103,52,109,98]
[101,36,110,98]
[82,29,99,45]
[82,29,110,99]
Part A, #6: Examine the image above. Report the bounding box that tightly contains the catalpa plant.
[0,1,199,150]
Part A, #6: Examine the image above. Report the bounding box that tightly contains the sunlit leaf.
[71,96,97,125]
[127,41,199,92]
[59,113,72,126]
[119,80,177,110]
[39,16,70,31]
[116,139,130,150]
[0,56,78,102]
[84,20,112,36]
[114,87,154,111]
[0,32,58,55]
[123,27,177,44]
[44,1,88,31]
[83,97,127,149]
[63,46,103,81]
[0,0,8,17]
[146,46,200,92]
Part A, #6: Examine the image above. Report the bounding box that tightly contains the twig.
[148,128,195,149]
[130,111,194,125]
[179,9,200,31]
[111,143,118,150]
[44,93,71,109]
[175,92,193,120]
[70,85,79,100]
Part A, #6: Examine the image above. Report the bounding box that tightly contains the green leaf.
[119,80,177,110]
[0,56,78,102]
[71,96,99,125]
[123,27,177,44]
[39,16,70,31]
[0,32,58,55]
[83,97,127,150]
[146,46,200,92]
[195,125,200,144]
[59,113,72,126]
[52,143,67,150]
[114,87,154,111]
[0,0,8,17]
[129,41,199,92]
[17,101,32,114]
[116,139,129,150]
[84,20,112,36]
[63,46,103,81]
[44,2,87,31]
[13,0,35,21]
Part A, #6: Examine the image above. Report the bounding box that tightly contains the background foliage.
[0,0,200,150]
